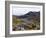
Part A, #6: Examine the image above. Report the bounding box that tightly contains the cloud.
[12,7,40,16]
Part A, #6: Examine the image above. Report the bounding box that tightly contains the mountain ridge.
[13,11,40,18]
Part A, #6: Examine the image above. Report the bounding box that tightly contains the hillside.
[12,11,40,31]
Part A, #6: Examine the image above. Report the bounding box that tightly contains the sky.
[12,5,40,16]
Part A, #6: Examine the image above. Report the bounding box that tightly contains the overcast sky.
[12,7,40,16]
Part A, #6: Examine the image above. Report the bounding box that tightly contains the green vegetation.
[12,15,40,31]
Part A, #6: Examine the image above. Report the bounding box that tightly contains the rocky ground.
[12,16,40,31]
[12,11,40,31]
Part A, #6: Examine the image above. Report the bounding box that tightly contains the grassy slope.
[12,15,40,31]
